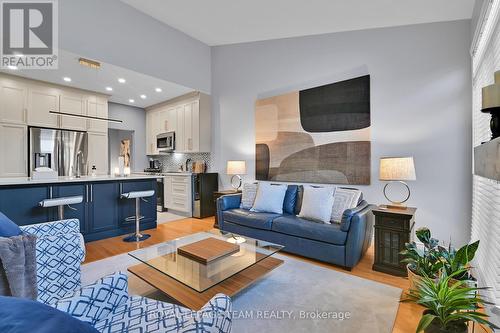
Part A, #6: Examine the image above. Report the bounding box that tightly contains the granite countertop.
[0,174,164,186]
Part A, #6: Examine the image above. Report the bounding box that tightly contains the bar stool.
[121,190,155,242]
[39,196,84,220]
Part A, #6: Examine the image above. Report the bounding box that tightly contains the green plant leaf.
[416,314,437,333]
[466,240,480,262]
[416,228,431,244]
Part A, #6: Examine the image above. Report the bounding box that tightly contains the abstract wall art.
[255,75,371,185]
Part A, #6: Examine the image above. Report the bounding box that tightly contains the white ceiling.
[120,0,475,46]
[0,50,193,108]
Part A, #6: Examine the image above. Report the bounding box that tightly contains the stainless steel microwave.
[157,132,175,152]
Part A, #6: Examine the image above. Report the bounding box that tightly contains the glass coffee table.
[128,229,284,310]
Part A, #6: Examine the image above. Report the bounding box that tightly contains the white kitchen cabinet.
[146,109,162,155]
[146,109,154,155]
[87,97,108,133]
[0,77,27,124]
[28,84,60,128]
[175,105,185,152]
[0,123,27,177]
[145,92,211,154]
[182,100,201,152]
[88,132,108,175]
[183,102,193,151]
[164,175,192,214]
[167,107,177,131]
[60,93,87,131]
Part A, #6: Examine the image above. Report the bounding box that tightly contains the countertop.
[135,172,193,176]
[0,174,163,186]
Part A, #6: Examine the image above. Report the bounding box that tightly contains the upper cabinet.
[87,96,108,133]
[28,84,60,128]
[0,73,109,132]
[146,92,211,154]
[0,76,27,125]
[60,92,87,131]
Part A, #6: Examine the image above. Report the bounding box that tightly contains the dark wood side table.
[213,190,241,228]
[372,206,416,277]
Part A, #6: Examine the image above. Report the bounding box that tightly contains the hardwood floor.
[83,216,475,333]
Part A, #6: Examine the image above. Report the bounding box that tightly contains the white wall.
[108,102,147,172]
[59,0,211,93]
[211,20,472,245]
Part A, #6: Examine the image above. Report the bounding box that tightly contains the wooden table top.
[128,256,284,310]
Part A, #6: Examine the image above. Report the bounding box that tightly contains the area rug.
[82,253,401,333]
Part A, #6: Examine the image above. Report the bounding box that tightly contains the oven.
[157,132,175,152]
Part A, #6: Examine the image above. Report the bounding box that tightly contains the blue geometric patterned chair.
[21,219,233,332]
[52,271,233,333]
[20,219,85,305]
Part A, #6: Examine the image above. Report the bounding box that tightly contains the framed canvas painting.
[255,75,371,185]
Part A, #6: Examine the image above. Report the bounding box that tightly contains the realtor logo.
[0,0,58,69]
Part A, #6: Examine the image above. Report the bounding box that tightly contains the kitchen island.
[0,175,159,242]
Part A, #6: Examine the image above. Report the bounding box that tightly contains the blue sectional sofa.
[216,185,375,269]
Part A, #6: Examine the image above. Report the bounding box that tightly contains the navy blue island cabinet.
[0,178,157,242]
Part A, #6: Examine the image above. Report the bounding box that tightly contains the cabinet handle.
[90,184,93,202]
[86,185,89,202]
[49,186,53,199]
[119,183,123,195]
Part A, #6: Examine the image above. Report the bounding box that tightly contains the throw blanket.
[0,234,37,299]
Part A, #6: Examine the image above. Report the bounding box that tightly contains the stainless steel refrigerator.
[29,127,88,177]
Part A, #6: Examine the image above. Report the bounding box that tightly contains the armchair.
[53,271,233,333]
[20,219,233,332]
[20,219,85,305]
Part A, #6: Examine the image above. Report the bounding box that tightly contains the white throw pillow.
[298,186,335,223]
[250,183,288,214]
[240,183,258,210]
[330,188,362,223]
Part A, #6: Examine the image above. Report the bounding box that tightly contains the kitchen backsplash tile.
[154,153,212,172]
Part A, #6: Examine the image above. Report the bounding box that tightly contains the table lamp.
[226,160,246,191]
[379,157,416,209]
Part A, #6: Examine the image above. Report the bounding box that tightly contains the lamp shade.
[226,160,247,175]
[482,70,500,112]
[379,157,416,181]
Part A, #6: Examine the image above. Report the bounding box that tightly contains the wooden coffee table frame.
[128,256,284,310]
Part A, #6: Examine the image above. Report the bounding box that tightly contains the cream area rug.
[82,253,402,333]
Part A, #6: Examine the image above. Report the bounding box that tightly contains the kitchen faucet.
[185,158,192,172]
[76,151,82,178]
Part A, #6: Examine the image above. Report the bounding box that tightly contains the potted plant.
[400,227,441,289]
[438,240,479,284]
[403,268,498,333]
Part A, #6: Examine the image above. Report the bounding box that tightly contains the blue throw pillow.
[0,212,21,237]
[0,296,99,333]
[283,185,298,215]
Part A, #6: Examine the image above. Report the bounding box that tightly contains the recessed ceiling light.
[63,77,72,82]
[140,94,147,99]
[129,99,135,103]
[118,78,126,83]
[7,65,18,70]
[155,88,162,92]
[105,87,113,91]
